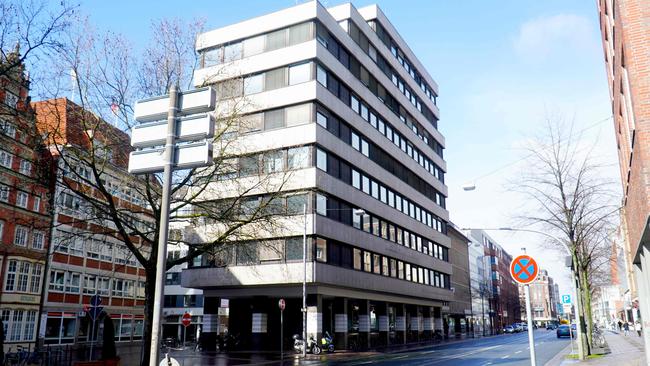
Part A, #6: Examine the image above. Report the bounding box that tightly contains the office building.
[182,1,451,350]
[32,98,148,352]
[519,269,556,326]
[597,0,650,354]
[466,230,493,336]
[447,224,472,338]
[468,230,520,333]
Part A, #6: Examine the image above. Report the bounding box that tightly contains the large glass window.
[243,35,265,58]
[223,42,242,62]
[287,194,307,215]
[264,109,285,130]
[287,147,309,169]
[239,155,259,176]
[265,68,286,90]
[286,238,304,261]
[285,104,311,126]
[316,65,327,87]
[316,238,327,262]
[244,74,264,95]
[263,151,283,174]
[316,149,327,171]
[353,248,362,270]
[363,251,372,272]
[289,22,312,45]
[266,29,287,51]
[289,63,311,85]
[316,194,327,216]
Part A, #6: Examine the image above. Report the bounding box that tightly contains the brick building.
[32,98,149,351]
[596,0,650,355]
[0,47,52,354]
[447,224,472,338]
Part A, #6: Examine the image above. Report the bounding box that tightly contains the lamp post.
[462,227,585,361]
[302,205,365,357]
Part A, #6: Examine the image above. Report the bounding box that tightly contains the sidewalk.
[550,331,646,366]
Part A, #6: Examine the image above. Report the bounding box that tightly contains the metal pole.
[89,289,97,361]
[281,309,284,361]
[524,285,537,366]
[149,84,179,366]
[569,311,574,355]
[302,203,307,358]
[183,325,186,349]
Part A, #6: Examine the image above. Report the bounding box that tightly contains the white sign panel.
[134,87,216,123]
[563,303,573,314]
[128,141,213,174]
[131,114,215,148]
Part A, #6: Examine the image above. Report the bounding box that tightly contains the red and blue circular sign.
[510,255,539,284]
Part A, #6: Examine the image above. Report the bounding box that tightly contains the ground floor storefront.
[199,294,449,352]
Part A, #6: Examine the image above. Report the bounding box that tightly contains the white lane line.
[392,355,408,359]
[422,350,436,354]
[515,350,522,354]
[501,355,510,359]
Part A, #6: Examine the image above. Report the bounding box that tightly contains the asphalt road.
[166,329,571,365]
[331,329,571,366]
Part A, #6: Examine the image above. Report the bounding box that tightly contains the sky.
[77,0,619,298]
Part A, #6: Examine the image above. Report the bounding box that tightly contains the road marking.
[392,355,408,360]
[501,355,510,359]
[422,350,436,354]
[515,350,522,354]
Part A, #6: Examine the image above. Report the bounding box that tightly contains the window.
[112,278,125,297]
[289,63,311,85]
[316,193,327,216]
[390,258,397,277]
[19,160,32,175]
[14,225,28,246]
[223,42,242,62]
[287,147,309,170]
[286,104,311,126]
[5,260,17,291]
[265,68,286,90]
[244,74,264,95]
[351,95,360,113]
[240,113,263,133]
[316,65,328,88]
[263,151,283,174]
[286,238,303,261]
[316,148,327,171]
[316,112,327,128]
[32,231,45,250]
[363,251,372,272]
[33,196,41,212]
[287,194,307,215]
[4,92,18,108]
[353,248,362,270]
[83,275,97,294]
[44,314,76,344]
[65,272,80,293]
[373,253,380,274]
[239,155,259,176]
[316,238,327,262]
[101,243,113,262]
[0,150,12,168]
[352,170,360,189]
[16,191,28,208]
[243,35,265,58]
[289,22,312,45]
[49,270,65,292]
[0,120,16,138]
[266,29,287,51]
[0,184,9,202]
[264,109,284,130]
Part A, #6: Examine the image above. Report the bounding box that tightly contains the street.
[167,329,570,366]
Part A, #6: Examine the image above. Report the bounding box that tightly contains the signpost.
[510,254,539,366]
[279,299,286,360]
[86,294,103,361]
[181,312,191,349]
[129,86,216,366]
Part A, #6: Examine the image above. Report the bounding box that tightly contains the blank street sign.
[134,87,216,123]
[131,114,215,148]
[128,141,213,174]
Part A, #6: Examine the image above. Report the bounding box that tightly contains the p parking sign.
[561,295,571,304]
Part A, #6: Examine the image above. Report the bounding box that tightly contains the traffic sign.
[90,294,102,307]
[181,312,192,328]
[510,255,539,284]
[86,305,103,321]
[159,356,180,366]
[563,303,573,314]
[561,295,571,304]
[278,298,285,311]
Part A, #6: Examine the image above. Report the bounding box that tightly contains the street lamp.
[301,204,365,357]
[462,227,586,361]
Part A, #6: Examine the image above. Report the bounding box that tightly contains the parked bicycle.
[592,327,606,348]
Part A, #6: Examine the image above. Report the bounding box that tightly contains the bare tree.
[515,115,620,354]
[32,17,295,366]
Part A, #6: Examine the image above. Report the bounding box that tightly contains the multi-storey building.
[519,269,555,326]
[32,98,148,351]
[466,230,492,336]
[182,1,452,351]
[596,0,650,355]
[447,224,471,338]
[0,47,51,354]
[469,230,520,333]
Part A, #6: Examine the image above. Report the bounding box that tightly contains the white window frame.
[32,230,44,250]
[14,225,28,246]
[16,191,28,208]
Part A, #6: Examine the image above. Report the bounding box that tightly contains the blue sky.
[79,0,618,296]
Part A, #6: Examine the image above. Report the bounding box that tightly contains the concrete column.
[376,302,389,347]
[434,307,443,342]
[422,307,433,340]
[306,294,323,342]
[334,297,348,350]
[358,299,370,350]
[251,297,268,350]
[395,303,406,344]
[200,297,220,351]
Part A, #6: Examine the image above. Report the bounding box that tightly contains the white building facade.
[182,2,451,351]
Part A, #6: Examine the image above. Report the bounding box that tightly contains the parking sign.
[561,295,571,304]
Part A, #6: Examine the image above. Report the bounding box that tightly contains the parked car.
[546,323,558,330]
[556,324,576,338]
[503,326,515,334]
[522,323,528,331]
[512,323,523,332]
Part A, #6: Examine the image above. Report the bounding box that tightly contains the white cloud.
[514,14,596,62]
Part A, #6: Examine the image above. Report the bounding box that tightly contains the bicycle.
[592,327,606,348]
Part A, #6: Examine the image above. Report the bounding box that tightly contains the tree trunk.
[141,268,157,366]
[580,268,594,354]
